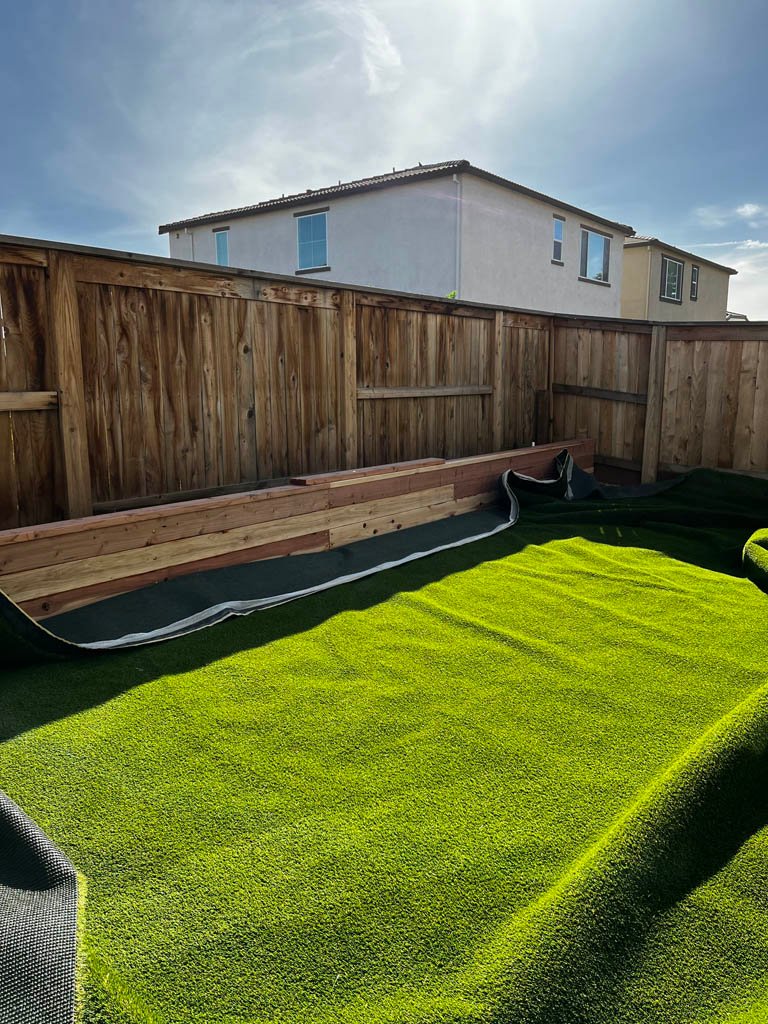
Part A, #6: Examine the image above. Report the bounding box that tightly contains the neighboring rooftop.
[158,160,635,236]
[625,235,737,275]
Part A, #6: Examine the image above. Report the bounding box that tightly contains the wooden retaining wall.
[0,440,594,619]
[0,235,767,531]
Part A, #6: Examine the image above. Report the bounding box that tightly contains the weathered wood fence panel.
[77,284,343,504]
[659,329,768,475]
[551,322,652,473]
[0,263,64,529]
[355,304,494,465]
[1,236,768,529]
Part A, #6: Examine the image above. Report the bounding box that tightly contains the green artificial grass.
[1,469,768,1023]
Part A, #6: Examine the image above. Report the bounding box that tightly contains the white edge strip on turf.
[79,482,521,651]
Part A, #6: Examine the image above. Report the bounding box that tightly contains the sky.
[2,0,768,316]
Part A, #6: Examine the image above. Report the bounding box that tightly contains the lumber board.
[357,385,491,400]
[256,282,340,310]
[72,255,257,300]
[328,492,498,547]
[666,325,768,343]
[354,292,495,319]
[552,383,647,405]
[0,391,58,412]
[0,487,452,601]
[0,246,48,268]
[291,457,444,486]
[26,530,330,620]
[48,251,93,518]
[0,487,330,576]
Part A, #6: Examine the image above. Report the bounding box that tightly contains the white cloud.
[694,202,768,230]
[736,202,764,220]
[694,205,730,228]
[692,239,768,250]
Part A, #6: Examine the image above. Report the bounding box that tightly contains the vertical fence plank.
[339,290,358,468]
[47,251,92,517]
[641,325,668,483]
[490,309,504,451]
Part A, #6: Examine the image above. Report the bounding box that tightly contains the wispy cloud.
[694,202,768,230]
[692,239,768,250]
[684,239,768,318]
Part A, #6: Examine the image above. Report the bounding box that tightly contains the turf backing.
[0,468,767,1023]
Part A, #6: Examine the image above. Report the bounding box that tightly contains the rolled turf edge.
[453,680,768,1023]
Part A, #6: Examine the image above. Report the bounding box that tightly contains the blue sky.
[3,0,768,315]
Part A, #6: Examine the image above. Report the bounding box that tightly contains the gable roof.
[624,235,737,275]
[158,160,634,236]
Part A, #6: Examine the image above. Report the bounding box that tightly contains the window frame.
[660,254,685,304]
[690,264,699,302]
[295,207,330,273]
[213,227,229,267]
[578,226,612,286]
[552,215,565,265]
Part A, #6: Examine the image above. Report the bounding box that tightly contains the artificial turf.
[1,469,768,1023]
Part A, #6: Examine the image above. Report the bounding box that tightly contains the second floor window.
[579,229,610,282]
[297,212,328,270]
[690,265,699,301]
[661,255,684,302]
[552,217,564,263]
[214,229,229,266]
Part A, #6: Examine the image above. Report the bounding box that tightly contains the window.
[579,228,611,283]
[690,265,699,301]
[552,216,564,263]
[661,255,684,302]
[214,229,229,266]
[296,211,328,271]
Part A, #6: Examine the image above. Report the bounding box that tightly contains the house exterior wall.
[166,172,629,315]
[457,175,626,315]
[620,244,731,320]
[167,177,460,297]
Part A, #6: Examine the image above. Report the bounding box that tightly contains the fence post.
[339,289,358,469]
[490,309,504,450]
[641,324,667,483]
[48,250,92,517]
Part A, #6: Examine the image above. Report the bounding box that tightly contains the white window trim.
[296,211,329,272]
[552,215,565,265]
[661,254,685,303]
[213,228,229,267]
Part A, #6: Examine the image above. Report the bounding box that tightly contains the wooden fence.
[0,236,766,530]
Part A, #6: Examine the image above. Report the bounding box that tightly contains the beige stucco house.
[621,236,736,321]
[160,160,634,317]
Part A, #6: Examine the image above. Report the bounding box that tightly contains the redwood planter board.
[0,441,594,662]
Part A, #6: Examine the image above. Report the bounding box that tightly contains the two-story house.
[159,160,634,317]
[621,236,736,321]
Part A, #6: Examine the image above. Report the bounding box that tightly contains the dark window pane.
[553,240,562,262]
[311,213,327,242]
[312,240,327,267]
[298,240,314,269]
[580,231,588,277]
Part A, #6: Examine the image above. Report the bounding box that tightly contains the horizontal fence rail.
[0,236,766,529]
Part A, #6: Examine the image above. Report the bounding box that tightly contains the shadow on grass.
[0,531,519,744]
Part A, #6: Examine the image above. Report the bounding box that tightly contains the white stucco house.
[159,160,634,316]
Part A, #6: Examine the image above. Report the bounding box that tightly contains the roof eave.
[158,161,633,237]
[624,237,737,275]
